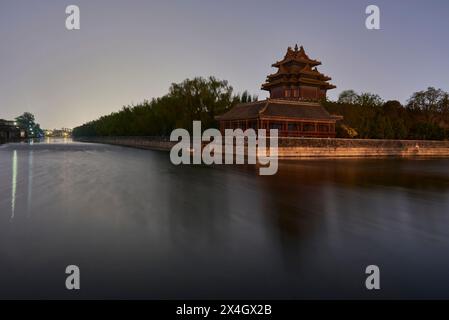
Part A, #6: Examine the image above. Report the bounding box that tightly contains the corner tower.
[261,45,336,101]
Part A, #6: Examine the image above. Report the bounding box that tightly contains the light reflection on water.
[1,139,449,299]
[10,150,17,219]
[27,150,33,216]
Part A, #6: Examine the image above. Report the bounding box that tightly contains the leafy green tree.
[15,112,43,138]
[406,87,446,124]
[357,92,384,107]
[407,87,444,113]
[338,90,359,104]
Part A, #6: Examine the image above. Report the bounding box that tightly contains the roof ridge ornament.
[285,46,294,58]
[298,45,307,58]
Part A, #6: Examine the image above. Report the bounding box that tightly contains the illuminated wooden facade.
[217,45,341,137]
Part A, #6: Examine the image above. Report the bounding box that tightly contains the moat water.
[1,139,449,299]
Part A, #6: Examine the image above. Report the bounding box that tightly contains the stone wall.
[76,136,449,158]
[276,137,449,158]
[76,136,176,151]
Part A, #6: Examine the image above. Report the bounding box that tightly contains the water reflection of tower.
[257,162,335,271]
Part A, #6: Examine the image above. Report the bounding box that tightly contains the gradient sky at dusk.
[1,0,449,129]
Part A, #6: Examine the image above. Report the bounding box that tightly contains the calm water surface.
[1,139,449,299]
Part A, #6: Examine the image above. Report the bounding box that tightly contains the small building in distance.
[0,119,24,142]
[217,45,342,137]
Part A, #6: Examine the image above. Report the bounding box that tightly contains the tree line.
[73,76,449,141]
[324,87,449,140]
[73,77,256,137]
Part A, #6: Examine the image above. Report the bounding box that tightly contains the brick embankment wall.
[75,136,449,158]
[276,137,449,158]
[75,136,176,151]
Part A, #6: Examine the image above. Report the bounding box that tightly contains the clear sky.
[1,0,449,129]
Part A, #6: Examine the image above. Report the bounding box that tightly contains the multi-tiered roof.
[216,45,342,138]
[261,45,335,100]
